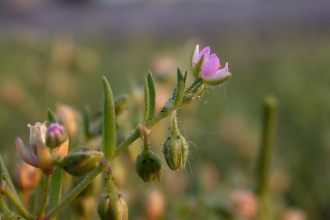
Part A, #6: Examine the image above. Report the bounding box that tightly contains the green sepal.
[173,68,185,108]
[147,71,156,120]
[47,108,57,124]
[202,72,232,86]
[102,76,116,162]
[141,78,150,124]
[192,54,205,79]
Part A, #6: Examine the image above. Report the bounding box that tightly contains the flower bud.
[135,148,163,182]
[162,112,189,171]
[54,145,103,177]
[46,123,67,148]
[97,178,128,220]
[16,121,69,175]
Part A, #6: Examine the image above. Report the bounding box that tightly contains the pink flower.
[191,45,231,86]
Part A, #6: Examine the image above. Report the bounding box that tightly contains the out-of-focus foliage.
[0,23,330,219]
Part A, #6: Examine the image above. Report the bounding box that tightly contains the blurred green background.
[1,1,330,219]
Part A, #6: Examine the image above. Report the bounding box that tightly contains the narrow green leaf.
[173,68,185,108]
[47,108,57,124]
[183,70,187,83]
[48,168,64,211]
[141,78,150,123]
[102,76,116,162]
[147,71,156,120]
[83,105,91,139]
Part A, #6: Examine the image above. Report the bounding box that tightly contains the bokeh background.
[1,1,330,219]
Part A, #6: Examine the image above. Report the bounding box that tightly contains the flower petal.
[191,44,200,66]
[202,62,231,86]
[197,46,210,61]
[15,137,38,168]
[201,55,220,77]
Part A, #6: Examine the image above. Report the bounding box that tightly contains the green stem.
[115,108,173,157]
[1,181,34,219]
[139,125,149,150]
[0,153,20,199]
[255,95,278,219]
[0,197,23,220]
[186,79,202,92]
[48,168,64,212]
[44,166,103,220]
[37,174,51,219]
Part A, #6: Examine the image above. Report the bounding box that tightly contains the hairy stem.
[0,197,24,219]
[1,181,34,220]
[37,174,51,219]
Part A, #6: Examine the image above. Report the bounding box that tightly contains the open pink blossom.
[191,45,231,86]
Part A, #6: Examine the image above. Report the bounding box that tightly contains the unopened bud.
[54,145,103,177]
[163,111,189,171]
[135,148,163,182]
[46,123,67,148]
[97,178,128,220]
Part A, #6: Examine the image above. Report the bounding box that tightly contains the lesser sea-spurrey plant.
[0,45,232,220]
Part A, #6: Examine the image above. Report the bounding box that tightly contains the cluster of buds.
[15,122,68,174]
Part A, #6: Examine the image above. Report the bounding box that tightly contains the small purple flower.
[191,45,231,86]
